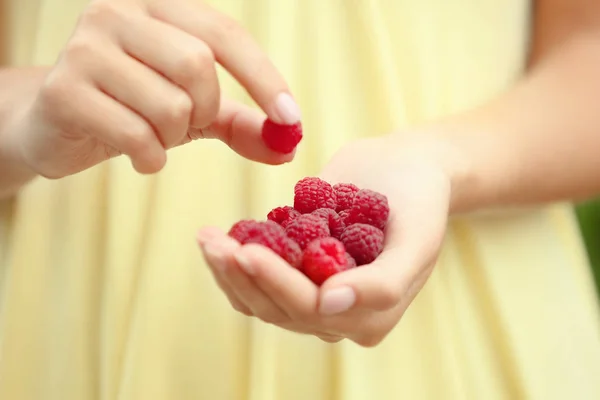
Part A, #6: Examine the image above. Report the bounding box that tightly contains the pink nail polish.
[319,287,356,315]
[274,93,301,125]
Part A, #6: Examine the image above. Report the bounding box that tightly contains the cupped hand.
[6,0,299,178]
[198,134,453,346]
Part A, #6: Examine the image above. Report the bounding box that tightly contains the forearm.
[437,34,600,213]
[0,67,47,198]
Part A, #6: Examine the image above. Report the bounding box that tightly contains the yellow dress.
[1,0,600,399]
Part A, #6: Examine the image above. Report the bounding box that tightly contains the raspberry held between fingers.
[261,119,303,154]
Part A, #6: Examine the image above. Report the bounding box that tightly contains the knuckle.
[38,73,69,109]
[212,16,245,43]
[174,46,215,86]
[123,125,154,154]
[192,94,220,129]
[160,93,193,125]
[62,36,97,63]
[80,0,127,26]
[377,282,402,309]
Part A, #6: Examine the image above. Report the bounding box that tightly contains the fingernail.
[319,286,356,315]
[274,93,301,124]
[204,242,223,260]
[234,252,255,275]
[196,229,213,245]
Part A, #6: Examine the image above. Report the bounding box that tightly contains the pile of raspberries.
[227,177,390,285]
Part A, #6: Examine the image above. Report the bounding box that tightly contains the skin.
[1,0,599,347]
[0,0,302,198]
[197,0,600,346]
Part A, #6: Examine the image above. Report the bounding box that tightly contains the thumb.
[182,97,296,165]
[317,247,419,315]
[317,217,439,315]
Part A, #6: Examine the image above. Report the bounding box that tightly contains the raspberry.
[267,206,301,227]
[345,252,357,268]
[228,220,261,243]
[333,183,359,212]
[311,208,345,239]
[339,210,351,226]
[228,220,302,267]
[340,223,384,266]
[346,189,390,230]
[293,177,337,213]
[285,214,330,249]
[301,237,355,285]
[261,119,303,154]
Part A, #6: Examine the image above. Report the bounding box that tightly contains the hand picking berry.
[293,177,337,213]
[261,119,303,154]
[224,177,390,286]
[301,237,356,285]
[228,220,302,268]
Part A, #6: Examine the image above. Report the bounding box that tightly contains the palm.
[199,134,454,346]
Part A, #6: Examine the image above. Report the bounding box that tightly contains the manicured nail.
[196,229,214,245]
[203,242,223,260]
[274,93,301,125]
[319,286,356,315]
[234,252,255,275]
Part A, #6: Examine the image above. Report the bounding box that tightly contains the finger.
[198,236,253,316]
[233,244,319,320]
[204,234,291,325]
[41,73,166,174]
[88,46,192,149]
[317,216,413,314]
[318,334,344,344]
[183,99,296,165]
[118,15,220,129]
[149,1,301,125]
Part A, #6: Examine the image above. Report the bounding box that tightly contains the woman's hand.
[198,135,454,346]
[4,0,299,179]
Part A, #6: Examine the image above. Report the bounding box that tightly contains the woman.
[1,0,599,399]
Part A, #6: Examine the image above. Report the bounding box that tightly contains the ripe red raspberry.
[267,206,301,228]
[301,237,355,285]
[311,208,345,239]
[285,214,330,249]
[346,189,390,230]
[333,183,359,212]
[261,119,303,154]
[228,220,302,267]
[339,210,351,226]
[293,177,337,213]
[340,223,384,266]
[345,253,357,268]
[228,220,261,243]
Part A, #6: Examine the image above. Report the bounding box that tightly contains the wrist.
[0,72,41,197]
[391,109,513,215]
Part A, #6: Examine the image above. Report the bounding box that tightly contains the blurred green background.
[576,200,600,299]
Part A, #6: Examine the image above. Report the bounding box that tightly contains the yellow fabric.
[1,0,600,399]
